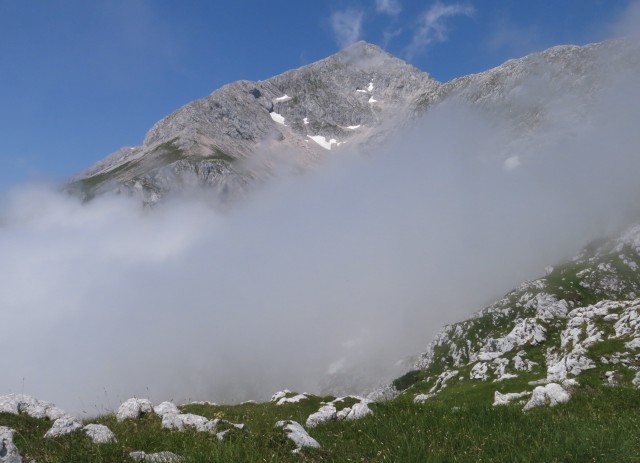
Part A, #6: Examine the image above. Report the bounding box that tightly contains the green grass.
[3,382,639,462]
[70,138,236,199]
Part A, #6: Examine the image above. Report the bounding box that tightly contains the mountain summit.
[70,41,440,203]
[70,39,639,204]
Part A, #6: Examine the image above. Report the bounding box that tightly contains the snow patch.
[307,135,338,150]
[270,112,286,125]
[275,95,292,102]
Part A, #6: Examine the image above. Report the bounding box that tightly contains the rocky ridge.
[69,41,439,204]
[389,222,640,410]
[69,39,640,205]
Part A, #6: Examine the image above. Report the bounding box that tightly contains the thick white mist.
[1,39,640,416]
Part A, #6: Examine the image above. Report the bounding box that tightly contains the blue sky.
[0,0,635,191]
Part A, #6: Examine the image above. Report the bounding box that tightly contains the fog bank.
[1,40,640,416]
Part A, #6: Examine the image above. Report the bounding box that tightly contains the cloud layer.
[331,8,365,48]
[1,38,640,416]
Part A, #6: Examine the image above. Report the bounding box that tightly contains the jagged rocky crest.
[69,41,439,204]
[68,39,640,205]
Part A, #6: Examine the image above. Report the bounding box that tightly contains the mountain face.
[69,39,639,204]
[69,41,440,203]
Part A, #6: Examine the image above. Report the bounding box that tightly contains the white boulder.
[276,393,309,405]
[161,413,216,433]
[344,402,373,421]
[0,394,68,421]
[306,405,337,428]
[0,426,22,463]
[44,416,83,438]
[275,420,320,453]
[492,391,530,406]
[523,383,571,411]
[84,424,116,444]
[116,398,154,422]
[153,402,180,417]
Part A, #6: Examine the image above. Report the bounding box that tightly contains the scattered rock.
[44,417,83,438]
[129,450,184,462]
[366,384,399,402]
[0,426,22,463]
[0,394,68,421]
[413,393,435,403]
[492,391,530,406]
[275,393,309,405]
[343,402,373,421]
[83,424,116,444]
[523,383,571,411]
[117,398,154,422]
[275,420,320,453]
[270,390,291,402]
[153,402,180,417]
[306,405,337,428]
[161,413,216,433]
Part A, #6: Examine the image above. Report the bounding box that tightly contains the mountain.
[68,41,439,203]
[68,38,640,204]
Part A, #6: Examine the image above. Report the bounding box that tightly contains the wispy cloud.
[331,8,365,48]
[406,2,475,58]
[376,0,402,16]
[610,0,640,38]
[487,15,547,59]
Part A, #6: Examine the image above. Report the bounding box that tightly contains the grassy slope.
[2,377,639,462]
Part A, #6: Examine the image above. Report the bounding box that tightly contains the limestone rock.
[275,420,320,453]
[129,451,184,462]
[306,405,337,428]
[0,426,22,463]
[523,383,571,411]
[0,394,68,421]
[492,391,531,406]
[116,398,154,422]
[153,402,180,417]
[44,417,83,438]
[83,424,116,444]
[161,413,216,433]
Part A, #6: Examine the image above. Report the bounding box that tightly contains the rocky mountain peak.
[69,38,637,206]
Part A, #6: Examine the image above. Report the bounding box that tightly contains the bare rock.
[523,383,571,411]
[153,402,180,417]
[44,417,83,438]
[129,451,184,462]
[83,424,116,444]
[275,420,320,453]
[0,426,22,463]
[116,398,154,422]
[306,405,337,428]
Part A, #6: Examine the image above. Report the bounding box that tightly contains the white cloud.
[610,0,640,38]
[406,2,475,58]
[376,0,402,16]
[331,8,364,48]
[1,38,639,416]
